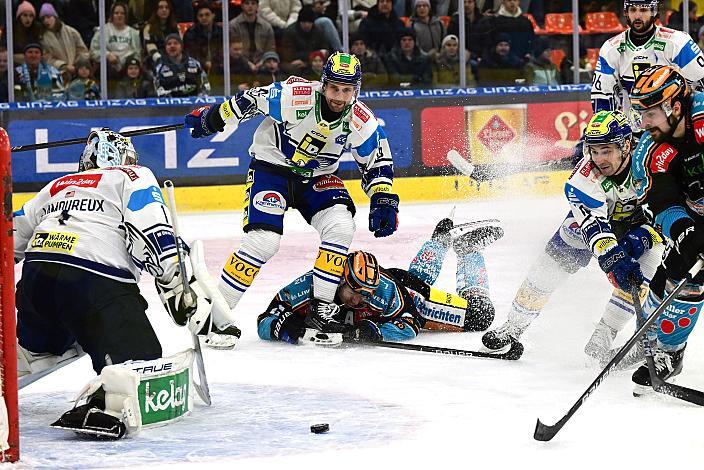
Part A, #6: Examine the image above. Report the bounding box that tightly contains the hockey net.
[0,127,19,462]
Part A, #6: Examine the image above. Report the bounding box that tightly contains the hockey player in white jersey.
[482,111,665,365]
[13,129,238,438]
[592,0,704,114]
[184,52,399,345]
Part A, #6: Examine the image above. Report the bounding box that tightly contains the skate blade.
[50,423,124,439]
[633,384,655,397]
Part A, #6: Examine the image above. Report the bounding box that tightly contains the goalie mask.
[79,128,138,172]
[343,251,380,297]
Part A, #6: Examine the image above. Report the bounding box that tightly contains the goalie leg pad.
[52,350,195,439]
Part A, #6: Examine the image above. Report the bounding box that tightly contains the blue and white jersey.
[564,156,640,256]
[592,25,704,114]
[14,165,179,284]
[216,76,394,196]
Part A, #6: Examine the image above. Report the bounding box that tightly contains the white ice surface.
[16,196,704,469]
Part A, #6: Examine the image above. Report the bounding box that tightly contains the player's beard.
[627,16,655,35]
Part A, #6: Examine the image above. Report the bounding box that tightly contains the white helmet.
[79,128,138,172]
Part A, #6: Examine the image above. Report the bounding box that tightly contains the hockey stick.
[631,280,704,406]
[533,257,704,442]
[346,338,524,360]
[11,123,184,152]
[447,149,475,177]
[163,180,212,406]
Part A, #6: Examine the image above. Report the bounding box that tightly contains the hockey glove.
[597,244,644,291]
[669,218,704,280]
[369,192,399,238]
[618,225,662,259]
[269,305,306,344]
[185,105,220,138]
[156,274,198,326]
[345,319,383,343]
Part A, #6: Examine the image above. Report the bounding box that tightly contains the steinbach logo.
[353,104,370,123]
[50,174,102,196]
[292,86,312,96]
[477,114,515,152]
[649,143,677,173]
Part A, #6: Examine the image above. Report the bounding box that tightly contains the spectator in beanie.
[384,28,432,87]
[228,0,276,70]
[115,56,156,98]
[256,50,286,85]
[523,36,560,86]
[433,34,476,86]
[183,0,223,73]
[13,1,42,65]
[486,0,534,60]
[303,49,327,80]
[280,6,331,73]
[39,2,90,82]
[478,33,525,86]
[358,0,406,56]
[89,2,141,77]
[142,0,180,66]
[14,43,65,102]
[66,58,100,100]
[349,33,387,88]
[410,0,445,57]
[155,33,210,97]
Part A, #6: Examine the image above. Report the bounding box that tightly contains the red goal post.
[0,127,19,462]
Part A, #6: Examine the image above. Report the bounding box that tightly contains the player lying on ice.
[256,217,504,346]
[13,130,238,438]
[184,52,399,349]
[482,110,665,366]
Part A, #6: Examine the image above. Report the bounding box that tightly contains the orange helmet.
[630,65,689,112]
[343,251,380,296]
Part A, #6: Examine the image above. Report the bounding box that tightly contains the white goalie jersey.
[592,25,704,114]
[13,165,180,284]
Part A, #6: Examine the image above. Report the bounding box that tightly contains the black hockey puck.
[310,423,329,434]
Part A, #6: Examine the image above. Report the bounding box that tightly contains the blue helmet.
[321,52,362,96]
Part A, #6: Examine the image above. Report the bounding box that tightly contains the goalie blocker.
[51,349,198,439]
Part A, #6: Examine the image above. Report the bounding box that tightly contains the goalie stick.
[11,123,184,152]
[533,257,704,442]
[630,283,704,406]
[345,338,524,360]
[447,149,475,177]
[163,180,211,406]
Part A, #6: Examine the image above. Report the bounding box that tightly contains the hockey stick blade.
[348,338,524,360]
[447,149,475,177]
[533,259,704,442]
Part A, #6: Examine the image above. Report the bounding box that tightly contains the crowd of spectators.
[0,1,701,102]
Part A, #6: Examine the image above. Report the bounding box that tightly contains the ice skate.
[481,313,531,352]
[451,219,504,255]
[584,319,618,361]
[632,345,685,397]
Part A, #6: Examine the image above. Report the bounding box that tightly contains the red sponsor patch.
[694,117,704,144]
[648,143,677,173]
[50,174,103,196]
[579,160,594,177]
[313,175,345,191]
[285,76,312,85]
[292,86,312,96]
[353,105,370,123]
